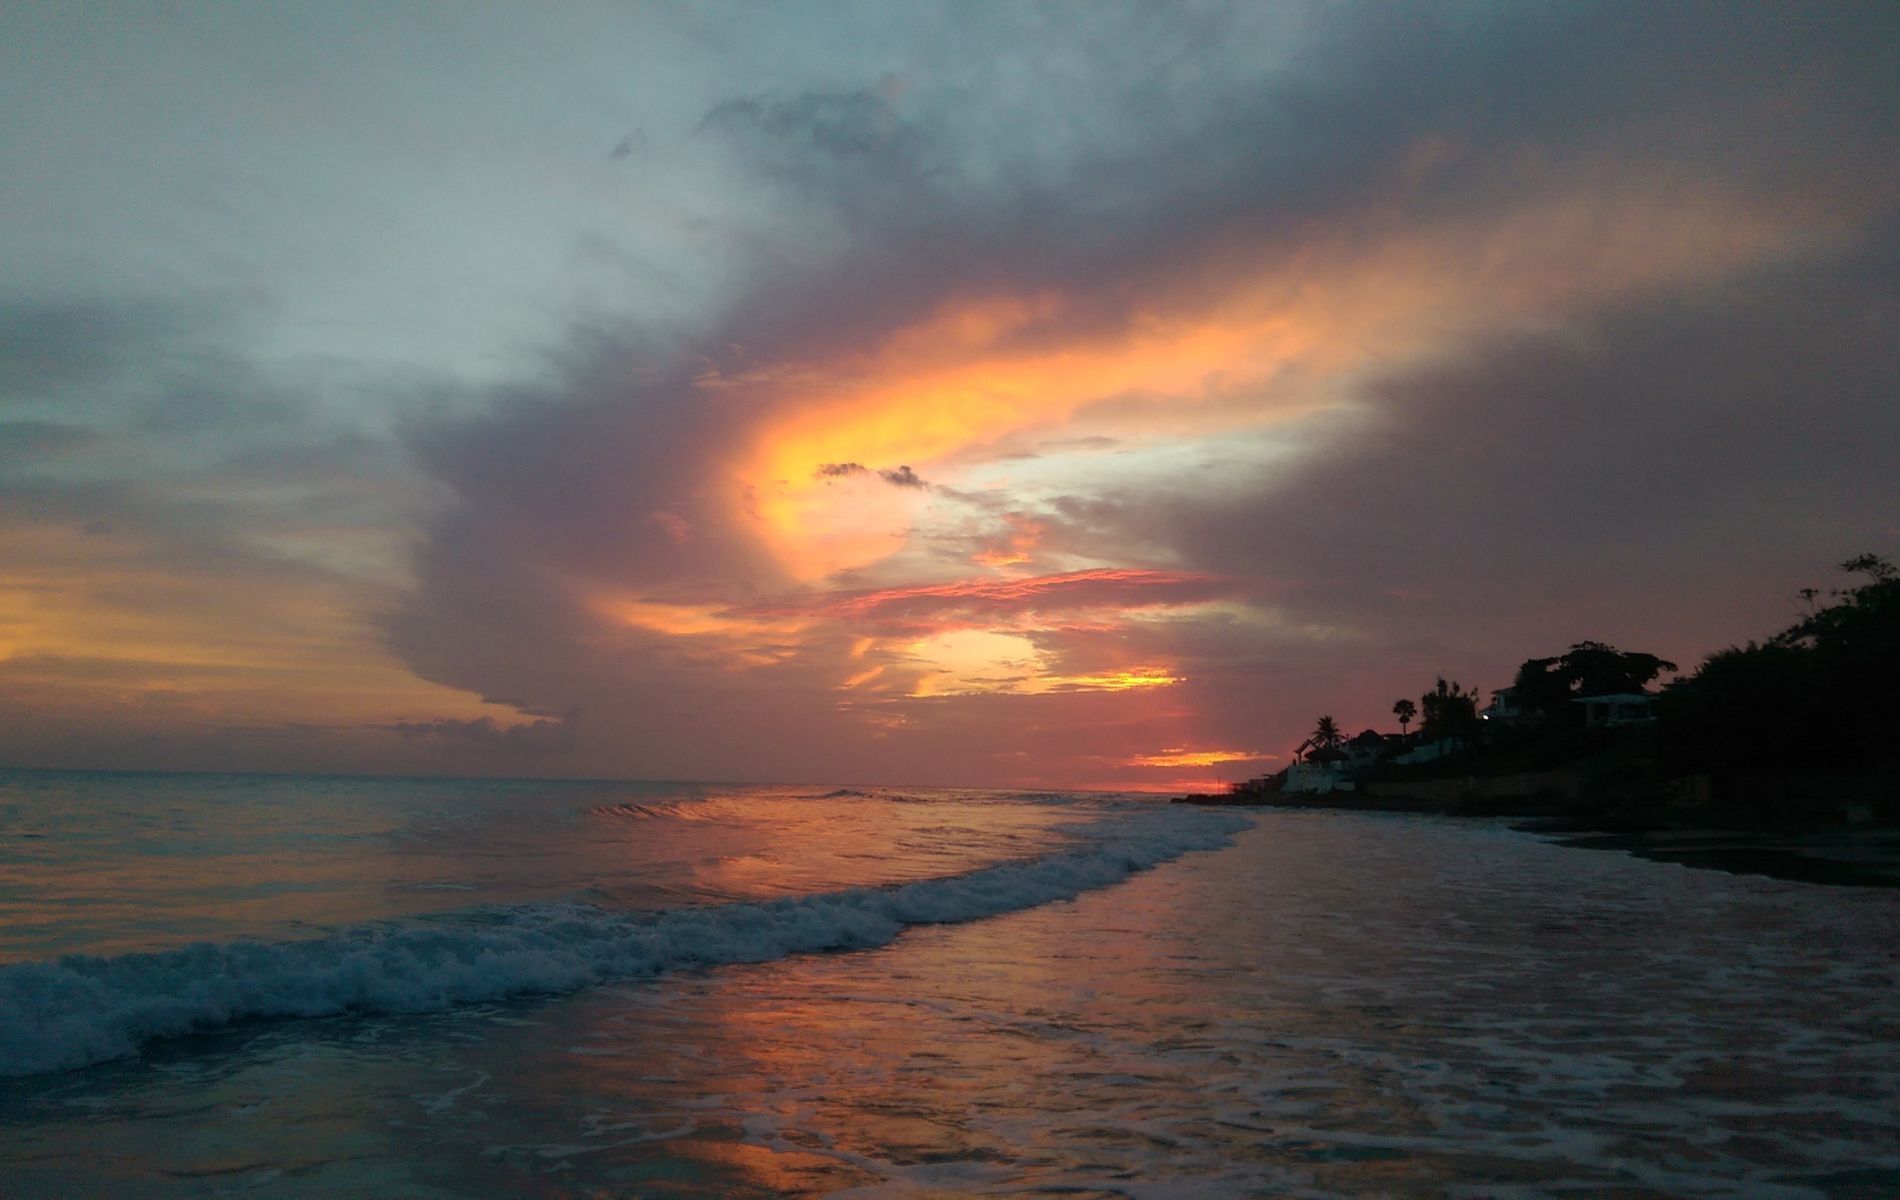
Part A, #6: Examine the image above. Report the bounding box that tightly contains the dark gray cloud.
[0,419,98,464]
[697,3,1900,371]
[700,84,920,168]
[0,296,414,564]
[878,465,926,489]
[814,462,927,488]
[0,299,196,396]
[1144,217,1900,685]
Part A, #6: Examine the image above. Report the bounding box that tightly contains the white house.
[1282,762,1357,793]
[1571,692,1656,727]
[1480,686,1529,724]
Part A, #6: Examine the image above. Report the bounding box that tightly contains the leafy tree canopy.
[1659,554,1899,784]
[1513,641,1678,714]
[1419,678,1481,742]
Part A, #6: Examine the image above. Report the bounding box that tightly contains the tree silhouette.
[1659,553,1900,798]
[1311,714,1344,753]
[1418,678,1481,742]
[1392,697,1416,735]
[1293,715,1346,764]
[1513,641,1678,722]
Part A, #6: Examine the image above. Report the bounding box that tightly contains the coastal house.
[1283,761,1356,794]
[1392,736,1465,765]
[1571,691,1657,727]
[1480,686,1531,724]
[1343,728,1389,766]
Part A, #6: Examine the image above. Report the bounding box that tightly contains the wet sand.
[1537,826,1900,889]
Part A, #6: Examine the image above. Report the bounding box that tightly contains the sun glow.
[1047,667,1182,693]
[894,629,1181,698]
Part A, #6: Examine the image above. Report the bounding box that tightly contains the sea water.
[1,771,1896,1197]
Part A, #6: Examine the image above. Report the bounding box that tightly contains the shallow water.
[3,774,1898,1197]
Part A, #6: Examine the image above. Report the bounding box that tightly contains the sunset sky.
[3,2,1898,790]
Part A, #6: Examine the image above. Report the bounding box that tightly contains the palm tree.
[1392,698,1416,736]
[1311,714,1344,754]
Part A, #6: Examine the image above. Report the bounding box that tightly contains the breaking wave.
[0,808,1246,1077]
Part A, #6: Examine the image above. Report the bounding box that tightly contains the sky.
[3,2,1898,791]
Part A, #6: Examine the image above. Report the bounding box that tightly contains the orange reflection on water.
[530,841,1218,1194]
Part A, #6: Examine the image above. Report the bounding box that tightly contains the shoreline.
[1174,791,1900,888]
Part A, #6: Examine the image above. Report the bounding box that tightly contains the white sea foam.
[0,806,1246,1077]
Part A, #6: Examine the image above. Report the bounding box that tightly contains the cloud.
[0,299,195,396]
[878,465,926,489]
[383,714,577,753]
[1137,217,1900,691]
[0,419,97,465]
[748,569,1231,636]
[0,296,513,771]
[11,3,1900,783]
[373,4,1900,780]
[700,83,917,166]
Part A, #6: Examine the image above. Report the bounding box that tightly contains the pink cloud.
[746,568,1231,635]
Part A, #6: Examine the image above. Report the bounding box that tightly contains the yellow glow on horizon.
[1126,747,1268,768]
[895,628,1182,697]
[1044,667,1181,692]
[0,526,516,727]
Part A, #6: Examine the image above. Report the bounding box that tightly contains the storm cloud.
[4,2,1897,785]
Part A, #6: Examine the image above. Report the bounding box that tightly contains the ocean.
[1,770,1896,1197]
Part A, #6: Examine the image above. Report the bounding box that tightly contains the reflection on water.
[6,812,1895,1197]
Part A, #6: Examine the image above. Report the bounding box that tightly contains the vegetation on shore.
[1657,553,1898,821]
[1191,555,1900,830]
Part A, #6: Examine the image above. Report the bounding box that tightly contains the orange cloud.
[727,304,1294,580]
[895,627,1180,699]
[587,569,1218,698]
[715,177,1833,583]
[0,524,512,728]
[972,515,1045,568]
